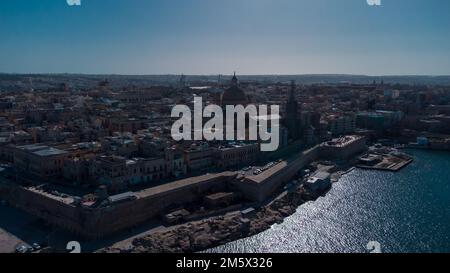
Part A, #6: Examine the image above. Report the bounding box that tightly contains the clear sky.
[1,0,450,75]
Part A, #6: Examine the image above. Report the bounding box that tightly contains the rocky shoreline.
[100,185,326,253]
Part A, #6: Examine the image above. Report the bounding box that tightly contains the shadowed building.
[221,73,250,140]
[13,144,69,180]
[285,81,301,140]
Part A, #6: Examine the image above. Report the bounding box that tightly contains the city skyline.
[1,0,450,75]
[1,0,450,257]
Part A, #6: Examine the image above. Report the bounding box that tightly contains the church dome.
[221,73,248,106]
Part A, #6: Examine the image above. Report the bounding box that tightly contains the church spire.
[231,72,238,87]
[286,80,300,140]
[289,80,296,101]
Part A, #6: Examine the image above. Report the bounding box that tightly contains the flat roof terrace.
[27,186,75,205]
[16,144,68,157]
[245,161,287,184]
[135,171,236,200]
[7,172,237,209]
[244,146,320,184]
[322,135,363,148]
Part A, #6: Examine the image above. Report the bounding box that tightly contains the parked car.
[15,244,33,253]
[253,169,262,175]
[31,243,42,251]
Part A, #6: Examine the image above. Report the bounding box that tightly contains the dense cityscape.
[0,73,449,253]
[1,0,450,260]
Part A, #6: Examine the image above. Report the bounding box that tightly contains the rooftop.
[312,171,331,181]
[136,172,236,199]
[322,135,363,148]
[108,191,136,203]
[17,144,68,157]
[245,161,287,184]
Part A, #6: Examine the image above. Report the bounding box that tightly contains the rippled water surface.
[207,149,450,253]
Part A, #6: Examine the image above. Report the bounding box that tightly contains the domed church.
[220,73,248,107]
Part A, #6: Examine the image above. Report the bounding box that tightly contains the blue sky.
[1,0,450,75]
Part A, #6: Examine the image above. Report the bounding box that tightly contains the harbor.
[356,145,413,172]
[207,149,450,253]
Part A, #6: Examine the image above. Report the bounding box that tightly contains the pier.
[357,151,413,172]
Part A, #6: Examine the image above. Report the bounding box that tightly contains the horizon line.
[2,72,450,78]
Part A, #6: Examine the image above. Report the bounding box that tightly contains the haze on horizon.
[1,0,450,76]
